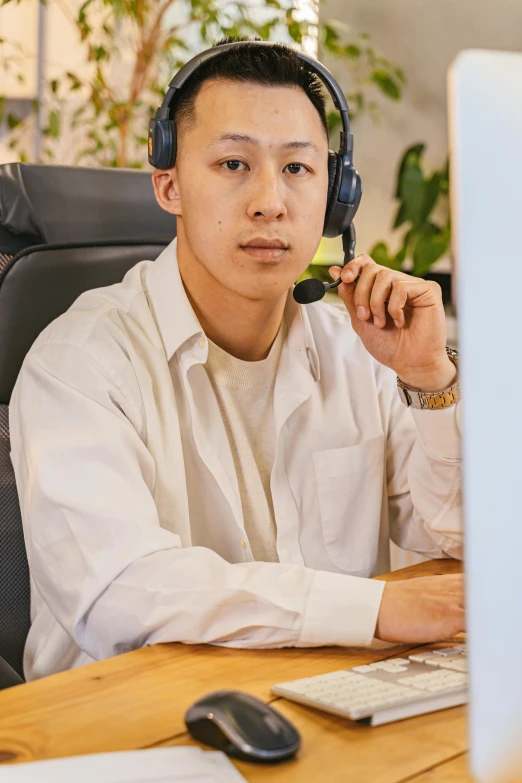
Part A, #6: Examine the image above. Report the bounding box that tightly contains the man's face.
[154,79,329,301]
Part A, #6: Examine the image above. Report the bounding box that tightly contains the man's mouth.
[240,237,289,261]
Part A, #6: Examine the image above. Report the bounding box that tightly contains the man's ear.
[152,168,182,217]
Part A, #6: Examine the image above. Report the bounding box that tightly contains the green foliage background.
[1,3,449,282]
[0,0,405,167]
[369,143,450,278]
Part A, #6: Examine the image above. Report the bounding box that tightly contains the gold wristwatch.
[397,347,460,410]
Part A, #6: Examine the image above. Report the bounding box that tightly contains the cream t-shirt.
[204,320,287,562]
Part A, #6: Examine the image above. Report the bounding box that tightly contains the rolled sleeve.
[298,570,386,648]
[411,402,462,461]
[385,374,464,560]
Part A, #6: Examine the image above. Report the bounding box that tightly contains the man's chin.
[231,277,297,303]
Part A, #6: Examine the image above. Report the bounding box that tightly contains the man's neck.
[177,238,288,362]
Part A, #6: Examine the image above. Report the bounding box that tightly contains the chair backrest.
[0,162,176,679]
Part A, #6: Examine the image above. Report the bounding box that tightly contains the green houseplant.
[0,0,406,167]
[369,142,450,278]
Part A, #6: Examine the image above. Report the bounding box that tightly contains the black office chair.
[0,162,176,687]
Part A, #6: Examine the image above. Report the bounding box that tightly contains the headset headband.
[153,40,353,164]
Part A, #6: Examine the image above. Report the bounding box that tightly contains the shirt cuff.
[297,569,386,647]
[411,402,462,460]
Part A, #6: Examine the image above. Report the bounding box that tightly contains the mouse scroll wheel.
[263,713,283,735]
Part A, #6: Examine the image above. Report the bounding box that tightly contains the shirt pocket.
[312,434,385,573]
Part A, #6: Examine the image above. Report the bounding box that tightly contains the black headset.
[148,40,362,304]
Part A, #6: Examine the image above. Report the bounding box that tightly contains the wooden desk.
[0,559,475,782]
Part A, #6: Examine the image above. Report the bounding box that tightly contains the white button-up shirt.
[9,237,463,681]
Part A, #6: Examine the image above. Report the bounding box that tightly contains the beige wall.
[0,0,38,99]
[319,0,522,267]
[0,0,39,163]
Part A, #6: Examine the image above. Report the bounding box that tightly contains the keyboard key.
[409,653,441,664]
[377,663,409,673]
[353,658,410,674]
[431,647,466,656]
[438,659,467,672]
[398,670,467,692]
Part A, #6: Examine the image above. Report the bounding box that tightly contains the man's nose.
[246,168,287,221]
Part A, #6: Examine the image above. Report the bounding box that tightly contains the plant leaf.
[48,110,61,138]
[394,143,425,198]
[395,165,425,229]
[7,113,22,129]
[412,223,449,276]
[370,70,401,100]
[344,44,360,59]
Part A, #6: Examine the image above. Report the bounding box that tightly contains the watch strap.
[397,348,460,410]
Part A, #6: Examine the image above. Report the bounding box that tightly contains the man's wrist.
[397,356,457,393]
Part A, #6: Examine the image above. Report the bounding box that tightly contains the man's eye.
[285,163,308,175]
[221,160,246,171]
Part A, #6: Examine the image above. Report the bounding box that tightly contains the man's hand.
[375,574,465,644]
[329,255,457,392]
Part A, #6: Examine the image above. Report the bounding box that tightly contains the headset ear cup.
[148,118,177,169]
[353,171,362,215]
[168,120,177,168]
[324,151,342,235]
[326,152,338,210]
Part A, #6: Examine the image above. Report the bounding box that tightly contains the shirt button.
[198,337,206,350]
[240,539,247,549]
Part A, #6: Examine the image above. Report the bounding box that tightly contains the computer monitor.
[449,49,522,782]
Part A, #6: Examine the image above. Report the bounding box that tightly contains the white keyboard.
[271,645,467,726]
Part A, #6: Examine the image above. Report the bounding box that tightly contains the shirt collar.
[146,236,203,361]
[146,235,321,380]
[283,288,321,382]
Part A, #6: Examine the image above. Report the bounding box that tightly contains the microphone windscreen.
[293,278,326,304]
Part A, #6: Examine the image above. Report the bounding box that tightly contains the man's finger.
[387,280,409,328]
[328,266,342,281]
[352,264,381,321]
[339,253,376,284]
[370,269,394,328]
[336,279,358,322]
[328,267,359,320]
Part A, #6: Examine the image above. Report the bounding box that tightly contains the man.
[9,38,464,682]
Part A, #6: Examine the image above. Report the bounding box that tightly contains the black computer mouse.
[184,689,301,764]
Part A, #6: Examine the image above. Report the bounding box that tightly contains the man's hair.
[172,36,329,141]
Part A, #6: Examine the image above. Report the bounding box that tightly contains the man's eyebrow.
[208,133,320,153]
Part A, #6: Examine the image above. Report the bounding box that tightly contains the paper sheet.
[0,746,248,782]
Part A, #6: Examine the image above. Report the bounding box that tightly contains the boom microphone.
[293,224,356,305]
